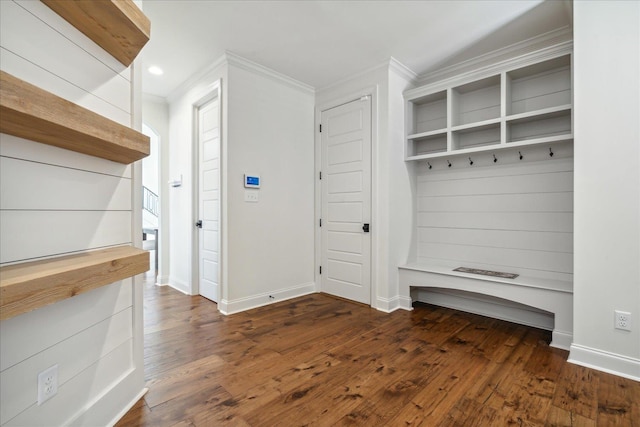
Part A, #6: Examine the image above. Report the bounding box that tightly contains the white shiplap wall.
[416,146,574,284]
[0,1,144,425]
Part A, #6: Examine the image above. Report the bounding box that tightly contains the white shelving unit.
[405,53,572,161]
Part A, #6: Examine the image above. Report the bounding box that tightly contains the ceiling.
[140,0,572,98]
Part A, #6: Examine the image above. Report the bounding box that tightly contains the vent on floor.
[453,267,519,279]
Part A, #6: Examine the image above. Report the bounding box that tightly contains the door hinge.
[319,124,322,133]
[319,171,322,180]
[319,218,322,227]
[319,266,322,275]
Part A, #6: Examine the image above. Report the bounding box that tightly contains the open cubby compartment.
[409,91,447,135]
[452,122,501,151]
[451,75,501,126]
[507,55,571,115]
[407,132,448,158]
[507,109,572,143]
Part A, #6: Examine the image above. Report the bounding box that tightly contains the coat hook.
[469,157,474,166]
[549,147,554,157]
[493,154,498,163]
[428,162,432,169]
[447,160,452,168]
[519,151,523,160]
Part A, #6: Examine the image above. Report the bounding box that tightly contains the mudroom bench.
[399,263,573,350]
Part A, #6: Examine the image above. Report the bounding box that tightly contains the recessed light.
[148,66,164,76]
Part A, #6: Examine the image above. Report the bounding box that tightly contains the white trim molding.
[108,387,148,427]
[416,26,573,86]
[389,56,418,85]
[166,54,227,104]
[569,344,640,382]
[218,282,316,315]
[225,51,314,95]
[376,295,413,313]
[168,276,191,295]
[155,275,170,286]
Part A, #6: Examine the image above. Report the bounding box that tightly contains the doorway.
[319,96,372,305]
[195,96,221,302]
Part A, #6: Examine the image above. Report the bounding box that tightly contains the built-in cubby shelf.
[405,53,572,161]
[41,0,150,67]
[0,71,150,164]
[0,246,149,320]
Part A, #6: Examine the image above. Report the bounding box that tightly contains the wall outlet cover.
[614,310,632,331]
[37,364,58,405]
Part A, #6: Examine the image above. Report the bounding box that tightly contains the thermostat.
[244,174,260,188]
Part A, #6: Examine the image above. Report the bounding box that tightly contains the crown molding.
[225,51,314,95]
[416,26,573,87]
[142,92,168,104]
[317,57,417,94]
[316,59,389,94]
[166,54,227,104]
[389,57,418,84]
[405,37,573,100]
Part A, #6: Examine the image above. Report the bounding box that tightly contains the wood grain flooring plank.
[115,277,640,427]
[596,371,638,426]
[552,363,599,420]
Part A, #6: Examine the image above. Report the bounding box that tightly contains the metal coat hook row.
[493,154,498,163]
[549,147,554,157]
[469,157,474,165]
[519,151,523,160]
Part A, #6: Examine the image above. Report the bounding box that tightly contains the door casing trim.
[314,86,379,307]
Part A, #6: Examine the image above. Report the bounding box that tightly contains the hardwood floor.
[117,275,639,426]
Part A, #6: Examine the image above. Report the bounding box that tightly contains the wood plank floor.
[117,276,639,426]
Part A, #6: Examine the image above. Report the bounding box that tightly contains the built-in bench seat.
[399,262,573,350]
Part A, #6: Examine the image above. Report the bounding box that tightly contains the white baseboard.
[569,344,640,382]
[64,367,145,427]
[107,387,148,427]
[412,288,555,331]
[552,331,573,352]
[218,282,316,315]
[168,276,191,295]
[155,275,170,286]
[376,295,413,313]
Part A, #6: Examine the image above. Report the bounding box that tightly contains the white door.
[320,96,372,305]
[197,98,220,302]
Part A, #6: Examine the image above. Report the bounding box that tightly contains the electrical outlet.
[37,364,58,405]
[614,310,632,331]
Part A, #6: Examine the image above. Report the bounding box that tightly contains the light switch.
[245,190,259,202]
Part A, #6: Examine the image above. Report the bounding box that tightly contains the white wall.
[166,53,315,311]
[571,0,640,380]
[143,96,170,283]
[223,58,315,310]
[0,0,145,425]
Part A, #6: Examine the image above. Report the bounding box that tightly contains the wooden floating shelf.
[0,71,149,164]
[0,246,149,321]
[41,0,150,67]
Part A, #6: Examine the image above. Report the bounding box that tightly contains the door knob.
[362,223,370,233]
[195,220,203,229]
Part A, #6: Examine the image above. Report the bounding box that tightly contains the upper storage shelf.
[41,0,150,67]
[405,52,572,161]
[0,71,150,164]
